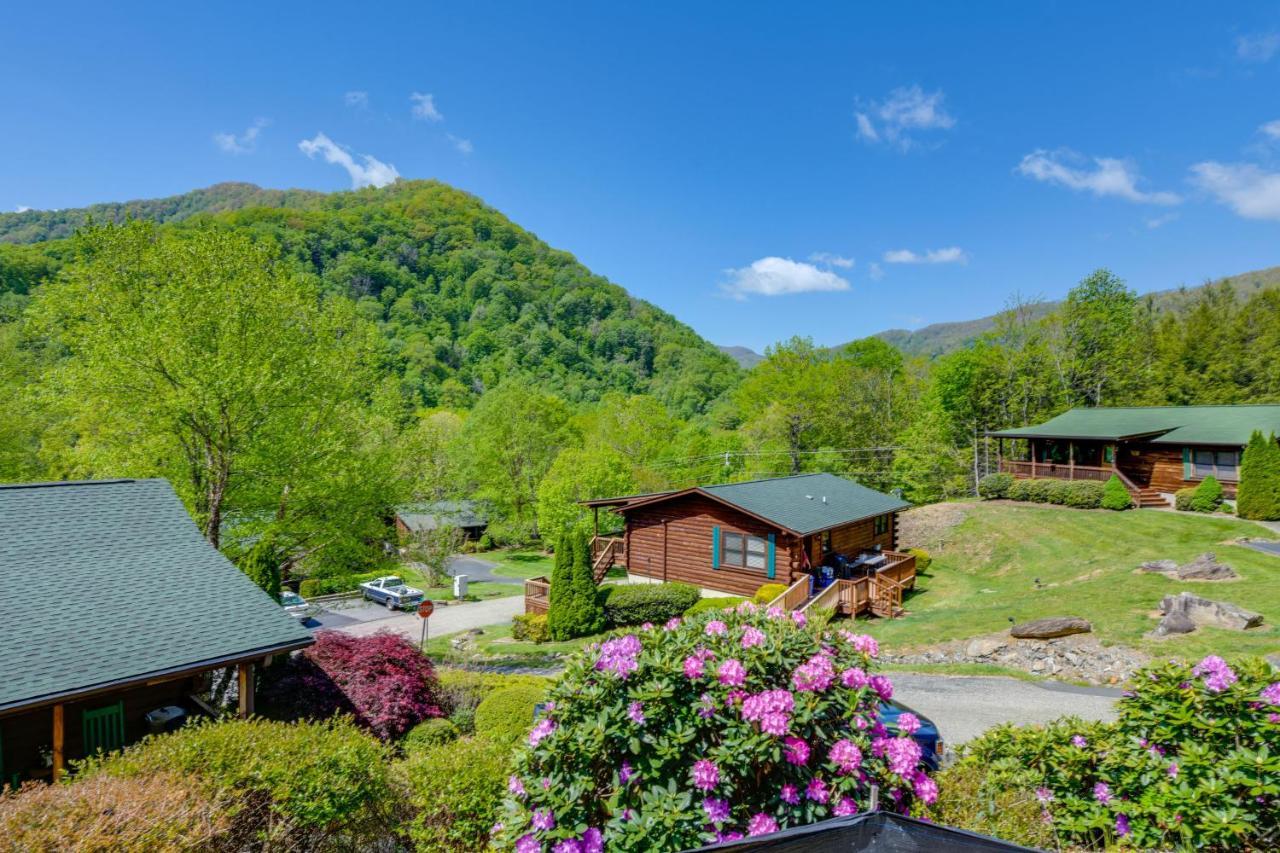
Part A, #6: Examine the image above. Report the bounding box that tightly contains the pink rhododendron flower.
[1093,782,1111,805]
[532,808,556,831]
[553,840,582,853]
[829,738,863,774]
[913,771,938,805]
[716,830,744,842]
[839,632,879,657]
[692,759,720,791]
[791,610,807,627]
[1115,814,1130,837]
[747,813,779,836]
[742,689,795,736]
[792,653,835,692]
[698,692,716,718]
[665,617,681,631]
[516,834,541,853]
[738,600,759,615]
[529,718,557,747]
[640,622,654,631]
[1261,682,1280,706]
[1167,762,1179,778]
[780,783,800,804]
[841,667,869,689]
[705,620,728,637]
[718,658,747,687]
[834,796,859,816]
[806,777,829,803]
[783,735,810,765]
[582,828,603,853]
[741,626,767,648]
[1192,655,1238,693]
[508,775,526,797]
[886,737,922,777]
[767,606,785,620]
[1035,787,1053,804]
[896,712,921,735]
[628,701,645,725]
[542,777,551,790]
[684,656,705,679]
[594,634,642,679]
[1071,735,1087,748]
[703,797,731,824]
[869,675,893,700]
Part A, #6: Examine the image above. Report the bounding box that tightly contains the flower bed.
[495,603,932,851]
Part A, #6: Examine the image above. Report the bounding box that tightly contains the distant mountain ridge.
[869,265,1280,358]
[717,345,764,369]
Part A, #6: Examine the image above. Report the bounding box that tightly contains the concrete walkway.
[329,595,524,643]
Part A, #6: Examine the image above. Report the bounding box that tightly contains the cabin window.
[1193,449,1239,482]
[722,531,768,571]
[873,515,889,536]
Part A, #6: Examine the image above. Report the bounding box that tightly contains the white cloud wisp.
[298,133,400,188]
[721,257,851,300]
[1017,149,1181,205]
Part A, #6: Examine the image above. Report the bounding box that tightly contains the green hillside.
[0,181,739,415]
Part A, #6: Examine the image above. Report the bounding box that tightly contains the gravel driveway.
[890,674,1120,746]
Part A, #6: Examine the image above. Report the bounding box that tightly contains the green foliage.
[570,528,608,635]
[478,532,494,550]
[512,613,550,643]
[905,547,932,572]
[1190,475,1225,513]
[402,735,511,853]
[1174,486,1196,512]
[403,718,459,751]
[1237,431,1280,521]
[435,669,553,722]
[475,686,549,744]
[235,533,283,602]
[497,609,932,851]
[1006,477,1103,508]
[546,530,605,640]
[601,582,700,626]
[753,583,789,604]
[977,472,1014,499]
[1100,474,1133,510]
[940,656,1280,851]
[78,717,397,848]
[892,389,971,502]
[536,446,633,538]
[298,569,385,598]
[1059,480,1105,509]
[545,533,576,641]
[683,595,748,616]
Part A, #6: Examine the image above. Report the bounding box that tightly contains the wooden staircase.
[590,536,626,582]
[869,577,906,619]
[1134,487,1169,508]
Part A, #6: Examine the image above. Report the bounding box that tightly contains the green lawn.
[423,622,605,667]
[864,503,1280,660]
[484,546,628,581]
[392,564,520,600]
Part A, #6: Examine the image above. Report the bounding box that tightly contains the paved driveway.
[445,554,521,585]
[890,674,1120,746]
[313,595,524,643]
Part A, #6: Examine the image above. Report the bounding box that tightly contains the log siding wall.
[1121,443,1240,496]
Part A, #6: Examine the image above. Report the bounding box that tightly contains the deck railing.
[589,536,626,581]
[1000,460,1113,482]
[768,576,811,611]
[524,576,551,615]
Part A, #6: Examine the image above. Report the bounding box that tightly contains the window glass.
[723,532,744,566]
[745,535,767,569]
[1193,450,1215,478]
[1216,451,1239,481]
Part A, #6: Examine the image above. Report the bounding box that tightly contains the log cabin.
[0,479,313,786]
[988,405,1280,507]
[546,473,916,619]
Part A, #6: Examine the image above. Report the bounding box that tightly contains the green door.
[82,700,126,755]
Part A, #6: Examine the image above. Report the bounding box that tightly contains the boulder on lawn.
[1175,553,1237,581]
[1138,559,1178,575]
[1159,592,1263,631]
[1010,616,1093,639]
[965,637,1006,658]
[1153,611,1196,636]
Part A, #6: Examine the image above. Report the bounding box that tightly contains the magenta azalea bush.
[494,602,932,851]
[944,655,1280,850]
[260,630,443,740]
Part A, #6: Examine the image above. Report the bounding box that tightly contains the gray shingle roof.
[0,479,313,712]
[701,474,909,535]
[396,500,488,532]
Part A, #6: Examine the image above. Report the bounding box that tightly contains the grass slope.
[869,503,1280,660]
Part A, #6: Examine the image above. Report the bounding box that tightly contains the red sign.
[417,600,435,619]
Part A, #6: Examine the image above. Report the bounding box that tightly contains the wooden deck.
[767,550,916,620]
[524,576,550,615]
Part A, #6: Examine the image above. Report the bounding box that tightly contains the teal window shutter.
[711,526,720,569]
[1182,447,1191,479]
[767,533,776,579]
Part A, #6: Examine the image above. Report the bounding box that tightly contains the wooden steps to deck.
[1134,488,1169,508]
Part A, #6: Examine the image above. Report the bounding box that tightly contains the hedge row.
[979,473,1132,511]
[600,582,700,626]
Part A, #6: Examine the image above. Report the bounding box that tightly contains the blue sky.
[5,2,1280,352]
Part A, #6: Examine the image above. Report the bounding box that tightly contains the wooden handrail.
[800,581,841,614]
[768,576,810,611]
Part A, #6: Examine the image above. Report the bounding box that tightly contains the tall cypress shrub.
[568,529,607,636]
[1237,431,1280,521]
[545,532,575,641]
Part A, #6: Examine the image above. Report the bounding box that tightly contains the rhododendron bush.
[495,603,932,851]
[937,655,1280,850]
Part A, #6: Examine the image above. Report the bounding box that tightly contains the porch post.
[997,437,1003,471]
[1068,441,1075,480]
[1030,439,1036,478]
[51,703,65,781]
[1111,443,1119,472]
[593,506,599,542]
[238,661,255,717]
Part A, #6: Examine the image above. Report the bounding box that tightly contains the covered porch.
[995,436,1120,483]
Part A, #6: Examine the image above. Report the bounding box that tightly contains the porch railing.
[768,576,811,612]
[1000,460,1114,482]
[590,536,625,582]
[524,576,551,615]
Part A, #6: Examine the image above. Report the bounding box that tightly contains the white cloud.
[1145,212,1179,229]
[410,92,443,121]
[868,262,884,281]
[298,133,400,188]
[447,133,473,155]
[1236,32,1280,62]
[808,252,854,269]
[344,90,369,108]
[213,118,269,155]
[1016,149,1181,205]
[1190,161,1280,220]
[1261,119,1280,141]
[855,85,955,150]
[720,257,851,300]
[883,246,968,265]
[14,205,31,213]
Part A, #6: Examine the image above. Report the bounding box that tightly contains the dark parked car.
[878,700,943,770]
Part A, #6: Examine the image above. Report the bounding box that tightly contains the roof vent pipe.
[805,495,813,500]
[822,496,827,503]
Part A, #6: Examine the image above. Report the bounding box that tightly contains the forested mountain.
[0,181,740,416]
[871,265,1280,358]
[718,345,764,369]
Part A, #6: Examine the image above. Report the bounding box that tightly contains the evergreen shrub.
[753,583,789,604]
[512,613,550,643]
[977,472,1014,499]
[1189,476,1224,513]
[475,686,548,744]
[1237,431,1280,521]
[1174,487,1196,512]
[1100,475,1133,511]
[403,735,511,853]
[684,596,748,616]
[601,582,700,626]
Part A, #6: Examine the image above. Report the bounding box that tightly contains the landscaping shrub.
[937,655,1280,850]
[1059,480,1104,509]
[601,582,700,626]
[1100,474,1133,510]
[1174,486,1196,512]
[753,583,789,604]
[0,771,231,852]
[511,613,550,643]
[475,686,548,744]
[544,536,575,640]
[1189,475,1224,513]
[496,605,935,851]
[298,569,384,598]
[546,530,606,640]
[684,595,748,616]
[403,735,511,852]
[435,670,553,721]
[905,547,931,572]
[1237,430,1280,520]
[403,717,459,750]
[80,717,398,850]
[926,760,1055,851]
[977,472,1014,499]
[1005,477,1106,509]
[1006,479,1032,502]
[260,630,443,741]
[569,529,608,636]
[478,532,494,551]
[236,532,283,602]
[450,707,477,735]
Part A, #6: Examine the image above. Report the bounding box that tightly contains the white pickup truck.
[359,576,425,610]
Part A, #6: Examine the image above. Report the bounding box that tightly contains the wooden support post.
[592,506,599,542]
[997,437,1004,471]
[51,703,65,781]
[237,661,255,718]
[1030,439,1036,478]
[1068,441,1075,480]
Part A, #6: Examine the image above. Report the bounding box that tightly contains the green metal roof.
[396,500,487,532]
[988,405,1280,446]
[699,473,909,535]
[0,479,313,712]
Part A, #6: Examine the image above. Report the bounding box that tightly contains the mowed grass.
[864,503,1280,660]
[486,548,555,580]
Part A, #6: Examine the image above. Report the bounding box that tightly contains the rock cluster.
[1153,592,1263,636]
[1139,553,1238,581]
[881,632,1147,686]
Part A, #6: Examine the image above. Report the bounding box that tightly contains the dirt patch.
[898,503,970,551]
